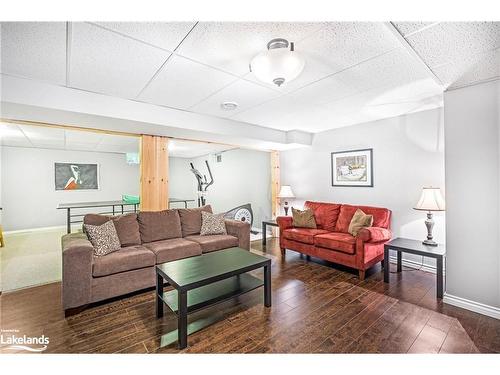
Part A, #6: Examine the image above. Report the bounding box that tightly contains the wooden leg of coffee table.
[178,290,188,349]
[156,273,164,318]
[264,264,272,307]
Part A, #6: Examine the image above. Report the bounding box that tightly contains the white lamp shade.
[250,48,305,86]
[414,187,445,211]
[278,185,295,199]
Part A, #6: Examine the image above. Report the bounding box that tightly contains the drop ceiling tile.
[175,22,325,76]
[286,73,361,105]
[447,48,500,88]
[69,22,170,98]
[0,124,31,147]
[138,55,237,109]
[298,22,401,76]
[231,95,304,129]
[321,83,443,120]
[190,78,281,118]
[406,22,500,69]
[94,22,196,51]
[20,125,65,148]
[0,22,67,84]
[328,47,442,96]
[392,22,438,37]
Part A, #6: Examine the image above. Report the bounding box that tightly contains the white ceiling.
[1,22,499,134]
[0,122,236,158]
[0,122,140,153]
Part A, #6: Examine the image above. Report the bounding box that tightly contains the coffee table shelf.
[159,274,263,314]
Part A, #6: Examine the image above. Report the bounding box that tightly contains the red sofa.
[276,201,392,280]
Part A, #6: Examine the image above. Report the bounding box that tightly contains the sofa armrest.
[357,227,392,243]
[225,219,251,250]
[276,216,293,231]
[62,233,94,310]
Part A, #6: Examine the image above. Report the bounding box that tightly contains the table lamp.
[278,185,295,215]
[413,187,445,246]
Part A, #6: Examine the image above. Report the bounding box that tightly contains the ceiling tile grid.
[392,22,439,37]
[94,22,196,51]
[137,54,239,109]
[69,22,171,98]
[297,22,401,78]
[402,21,500,87]
[0,22,67,85]
[189,77,282,118]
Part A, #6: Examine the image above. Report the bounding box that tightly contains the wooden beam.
[270,151,280,236]
[140,135,169,211]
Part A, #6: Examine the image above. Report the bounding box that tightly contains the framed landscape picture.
[331,148,373,187]
[55,163,99,191]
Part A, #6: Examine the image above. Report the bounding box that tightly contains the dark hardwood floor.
[1,238,499,354]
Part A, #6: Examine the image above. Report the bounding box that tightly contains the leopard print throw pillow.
[84,220,121,256]
[200,211,227,236]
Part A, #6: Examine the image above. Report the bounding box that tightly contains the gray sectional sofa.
[62,205,250,315]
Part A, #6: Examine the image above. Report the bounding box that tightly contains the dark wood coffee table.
[155,247,272,349]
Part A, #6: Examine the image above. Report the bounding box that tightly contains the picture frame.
[55,162,100,191]
[331,148,373,187]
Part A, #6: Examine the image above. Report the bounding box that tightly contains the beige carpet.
[1,227,68,292]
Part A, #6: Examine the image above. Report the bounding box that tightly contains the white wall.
[444,79,500,311]
[169,148,272,229]
[280,108,446,268]
[2,146,139,231]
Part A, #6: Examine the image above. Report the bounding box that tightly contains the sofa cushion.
[178,205,213,237]
[84,213,141,247]
[292,208,317,229]
[185,234,238,253]
[200,211,227,235]
[335,204,391,233]
[348,209,374,236]
[84,221,121,257]
[144,238,202,264]
[138,210,182,243]
[304,201,341,231]
[314,232,357,254]
[92,245,156,277]
[283,228,330,245]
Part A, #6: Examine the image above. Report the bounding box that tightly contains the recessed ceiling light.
[220,102,239,111]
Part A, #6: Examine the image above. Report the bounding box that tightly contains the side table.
[384,237,446,298]
[262,220,279,246]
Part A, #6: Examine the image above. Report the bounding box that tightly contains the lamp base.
[422,239,438,247]
[423,211,438,246]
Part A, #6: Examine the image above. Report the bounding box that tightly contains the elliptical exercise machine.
[189,160,256,232]
[189,160,214,207]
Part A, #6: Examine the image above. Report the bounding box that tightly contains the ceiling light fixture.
[250,38,305,87]
[220,101,239,111]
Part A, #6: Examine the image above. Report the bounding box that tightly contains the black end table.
[384,237,446,298]
[262,220,279,245]
[155,247,271,349]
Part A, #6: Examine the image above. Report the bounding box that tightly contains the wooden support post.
[270,151,280,237]
[140,135,169,211]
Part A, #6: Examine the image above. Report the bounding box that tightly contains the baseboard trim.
[443,293,500,320]
[388,254,443,274]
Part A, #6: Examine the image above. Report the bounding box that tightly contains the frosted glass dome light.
[250,38,305,87]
